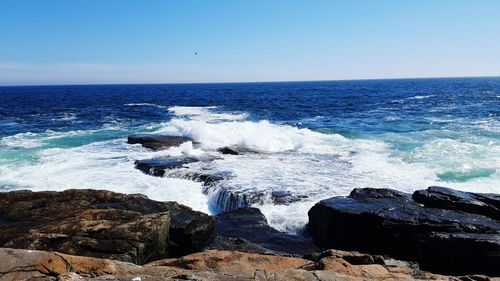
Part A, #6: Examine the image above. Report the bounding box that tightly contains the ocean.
[1,77,499,233]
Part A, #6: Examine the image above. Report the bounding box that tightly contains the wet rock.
[0,247,480,281]
[128,134,194,150]
[217,146,259,155]
[217,146,239,155]
[271,190,309,205]
[308,187,500,276]
[0,189,215,262]
[413,186,500,220]
[134,157,199,177]
[212,188,254,211]
[214,207,319,256]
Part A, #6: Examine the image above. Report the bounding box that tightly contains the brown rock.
[2,248,495,281]
[0,189,215,263]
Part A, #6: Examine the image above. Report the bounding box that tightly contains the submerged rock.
[211,188,310,212]
[213,207,319,256]
[308,187,500,276]
[0,247,481,281]
[128,134,194,150]
[0,189,215,263]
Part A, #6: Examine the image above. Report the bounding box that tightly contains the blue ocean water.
[1,77,499,232]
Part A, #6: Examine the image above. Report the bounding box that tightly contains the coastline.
[0,185,498,280]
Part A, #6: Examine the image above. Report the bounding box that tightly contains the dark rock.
[413,186,500,220]
[214,207,319,256]
[4,208,169,264]
[128,134,194,150]
[217,146,259,155]
[0,189,215,262]
[308,187,500,276]
[134,157,199,177]
[217,147,239,155]
[271,191,308,205]
[166,170,229,187]
[207,236,277,254]
[212,188,253,211]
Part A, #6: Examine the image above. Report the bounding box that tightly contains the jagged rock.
[134,157,199,177]
[308,187,500,276]
[214,207,319,255]
[217,146,240,155]
[3,208,169,264]
[128,134,194,150]
[413,186,500,220]
[0,247,489,281]
[0,189,215,262]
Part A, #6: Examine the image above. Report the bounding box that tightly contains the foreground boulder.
[308,187,500,276]
[0,189,215,263]
[1,247,481,281]
[128,134,194,150]
[211,207,319,255]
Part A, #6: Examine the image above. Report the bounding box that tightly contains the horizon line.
[1,75,499,88]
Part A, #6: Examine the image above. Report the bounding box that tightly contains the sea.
[1,77,499,233]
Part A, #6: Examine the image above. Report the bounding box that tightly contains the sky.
[0,0,499,85]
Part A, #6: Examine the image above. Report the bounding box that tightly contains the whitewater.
[0,79,499,233]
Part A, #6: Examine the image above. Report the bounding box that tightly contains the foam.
[1,105,498,234]
[0,138,210,213]
[168,106,249,121]
[124,103,167,109]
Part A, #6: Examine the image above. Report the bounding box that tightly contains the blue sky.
[0,0,499,85]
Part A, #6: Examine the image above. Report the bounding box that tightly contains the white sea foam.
[1,105,498,233]
[0,138,210,213]
[168,106,249,121]
[52,112,77,121]
[124,103,167,109]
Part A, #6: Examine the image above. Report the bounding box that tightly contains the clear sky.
[0,0,499,85]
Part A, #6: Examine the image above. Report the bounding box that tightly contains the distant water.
[1,78,499,233]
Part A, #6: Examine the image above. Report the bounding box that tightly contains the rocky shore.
[0,134,498,280]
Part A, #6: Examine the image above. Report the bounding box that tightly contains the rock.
[0,247,485,281]
[4,208,169,264]
[271,190,309,205]
[413,186,500,220]
[214,207,319,255]
[134,157,199,177]
[0,189,215,262]
[217,146,259,155]
[128,134,194,150]
[211,188,255,211]
[207,236,279,254]
[211,188,309,212]
[308,187,500,276]
[217,146,240,155]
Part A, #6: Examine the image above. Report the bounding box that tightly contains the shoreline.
[0,184,498,280]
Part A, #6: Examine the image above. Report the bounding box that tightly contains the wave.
[168,106,249,122]
[1,105,498,234]
[124,103,167,109]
